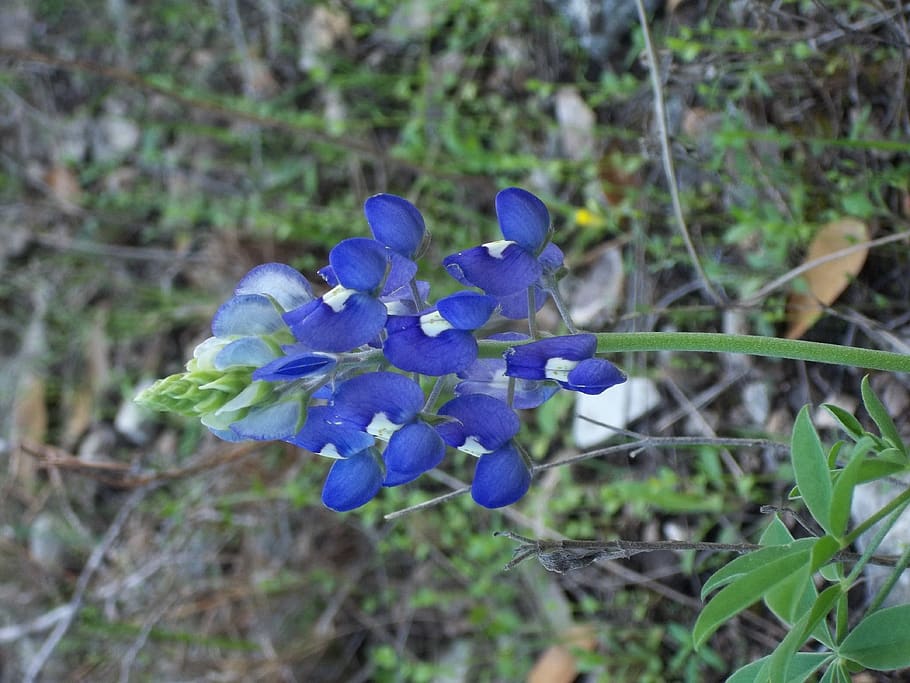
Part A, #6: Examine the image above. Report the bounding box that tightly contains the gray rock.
[573,377,660,448]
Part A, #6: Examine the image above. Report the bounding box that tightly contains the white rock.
[742,381,770,426]
[555,86,596,161]
[572,377,660,448]
[566,247,623,328]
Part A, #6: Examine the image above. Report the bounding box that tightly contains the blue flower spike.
[471,442,532,508]
[364,193,427,259]
[383,291,496,375]
[505,334,626,395]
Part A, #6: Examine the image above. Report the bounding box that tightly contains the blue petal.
[214,337,279,370]
[329,371,424,430]
[321,449,383,511]
[495,187,550,252]
[329,238,388,292]
[504,334,597,380]
[381,250,419,295]
[364,193,426,258]
[471,443,532,509]
[495,286,548,320]
[288,406,374,458]
[383,319,478,375]
[443,242,542,297]
[383,422,445,476]
[234,263,314,311]
[252,348,336,381]
[563,358,627,394]
[212,294,286,337]
[230,400,302,441]
[436,394,519,454]
[284,288,387,352]
[539,243,565,272]
[454,360,560,409]
[382,462,422,487]
[207,426,246,442]
[317,264,338,287]
[437,291,496,330]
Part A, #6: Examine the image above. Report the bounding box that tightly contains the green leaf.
[861,375,907,457]
[839,604,910,670]
[763,563,814,626]
[760,515,795,544]
[767,583,840,680]
[855,458,905,483]
[810,535,841,572]
[701,538,816,599]
[726,653,831,683]
[829,439,875,538]
[791,406,834,534]
[823,404,865,441]
[694,546,813,648]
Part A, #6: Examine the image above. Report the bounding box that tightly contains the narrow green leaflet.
[829,438,875,538]
[823,403,866,441]
[700,539,816,599]
[694,547,813,648]
[839,604,910,670]
[726,653,831,683]
[861,375,907,457]
[791,406,834,535]
[766,583,840,681]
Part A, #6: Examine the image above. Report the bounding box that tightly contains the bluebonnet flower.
[504,333,626,394]
[328,372,445,483]
[442,188,561,298]
[455,333,560,409]
[383,291,496,375]
[364,193,427,259]
[283,238,416,352]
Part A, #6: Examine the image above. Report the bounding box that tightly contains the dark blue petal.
[288,406,374,458]
[382,280,430,315]
[381,251,419,295]
[382,463,422,486]
[317,264,338,287]
[229,400,302,441]
[443,242,542,297]
[383,422,445,476]
[383,321,478,375]
[437,291,496,330]
[495,187,550,252]
[436,394,519,454]
[330,371,424,430]
[252,349,336,381]
[504,334,597,380]
[284,288,387,352]
[214,337,278,370]
[322,449,383,511]
[364,193,426,258]
[471,443,532,509]
[539,243,565,272]
[212,294,285,337]
[563,358,627,394]
[234,263,314,311]
[495,286,548,320]
[329,238,388,292]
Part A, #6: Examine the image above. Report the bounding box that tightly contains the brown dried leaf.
[526,625,597,683]
[785,217,869,339]
[44,164,82,213]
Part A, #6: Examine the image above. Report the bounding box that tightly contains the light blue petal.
[563,358,627,394]
[442,242,542,297]
[288,406,374,458]
[383,321,478,376]
[504,334,597,380]
[364,193,426,258]
[471,443,532,509]
[212,294,285,337]
[214,337,279,370]
[539,243,564,272]
[436,394,519,453]
[384,422,445,476]
[329,238,388,292]
[495,187,550,252]
[229,400,302,441]
[322,449,383,511]
[437,291,496,330]
[381,251,419,295]
[234,263,314,311]
[330,371,424,430]
[495,286,547,320]
[252,349,336,381]
[285,290,387,352]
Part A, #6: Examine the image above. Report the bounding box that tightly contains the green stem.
[478,332,910,373]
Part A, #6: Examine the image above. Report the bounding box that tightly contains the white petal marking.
[544,357,579,382]
[323,285,356,313]
[419,310,453,338]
